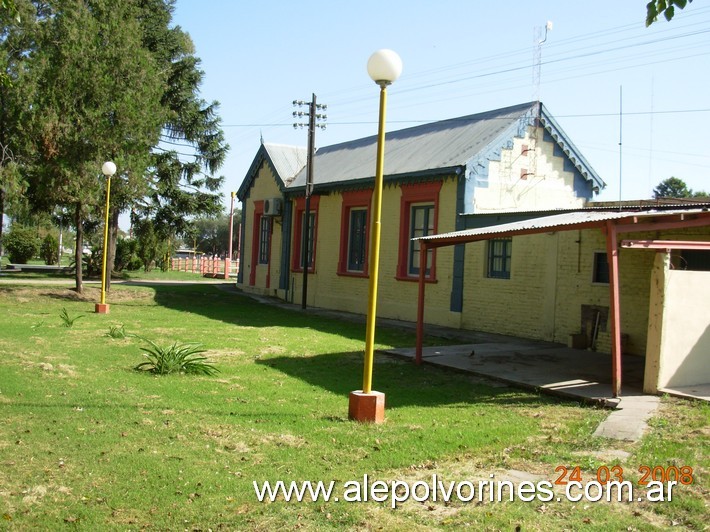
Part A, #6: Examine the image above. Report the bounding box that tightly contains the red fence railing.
[170,258,239,279]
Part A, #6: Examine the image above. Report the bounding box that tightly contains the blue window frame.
[409,204,434,276]
[487,238,512,279]
[259,216,270,264]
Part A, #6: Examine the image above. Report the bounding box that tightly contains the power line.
[221,108,710,128]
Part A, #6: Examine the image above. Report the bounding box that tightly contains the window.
[397,181,442,281]
[408,204,434,275]
[487,238,512,279]
[292,196,319,273]
[347,209,368,271]
[592,251,609,283]
[259,216,271,264]
[338,190,372,277]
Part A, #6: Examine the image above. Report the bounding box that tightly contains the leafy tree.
[132,216,170,271]
[191,210,242,257]
[4,225,38,263]
[653,177,691,198]
[20,0,165,293]
[646,0,693,26]
[653,176,707,199]
[0,0,36,252]
[3,1,228,290]
[130,0,228,254]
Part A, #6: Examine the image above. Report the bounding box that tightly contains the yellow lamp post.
[95,160,116,314]
[349,49,402,423]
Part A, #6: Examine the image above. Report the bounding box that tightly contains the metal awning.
[413,208,710,397]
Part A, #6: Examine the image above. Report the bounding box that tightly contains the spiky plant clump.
[105,324,129,339]
[59,307,84,328]
[134,338,219,376]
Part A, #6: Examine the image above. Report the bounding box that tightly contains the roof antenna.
[533,20,553,115]
[618,85,623,211]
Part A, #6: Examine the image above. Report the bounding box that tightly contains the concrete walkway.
[384,343,662,441]
[384,342,645,408]
[592,395,661,441]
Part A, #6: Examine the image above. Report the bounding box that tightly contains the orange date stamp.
[554,465,694,486]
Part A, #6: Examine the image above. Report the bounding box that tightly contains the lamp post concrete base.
[348,390,385,423]
[95,303,110,314]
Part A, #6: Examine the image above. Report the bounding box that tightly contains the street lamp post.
[95,161,116,314]
[349,49,402,423]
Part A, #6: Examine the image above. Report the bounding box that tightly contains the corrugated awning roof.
[416,208,710,248]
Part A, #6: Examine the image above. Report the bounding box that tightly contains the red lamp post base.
[95,303,110,314]
[348,390,385,423]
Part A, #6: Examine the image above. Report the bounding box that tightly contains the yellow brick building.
[238,102,620,348]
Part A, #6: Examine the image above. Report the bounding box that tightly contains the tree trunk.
[74,203,84,294]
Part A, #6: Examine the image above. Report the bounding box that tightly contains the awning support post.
[606,221,622,397]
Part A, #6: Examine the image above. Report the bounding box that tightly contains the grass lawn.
[0,282,707,530]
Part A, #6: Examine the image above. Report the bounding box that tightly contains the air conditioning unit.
[264,197,282,216]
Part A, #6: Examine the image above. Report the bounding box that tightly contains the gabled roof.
[237,143,307,200]
[287,101,604,192]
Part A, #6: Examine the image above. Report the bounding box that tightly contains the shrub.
[40,234,59,265]
[4,227,39,264]
[114,237,141,272]
[134,338,218,376]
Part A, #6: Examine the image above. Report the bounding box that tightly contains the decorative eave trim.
[237,145,289,201]
[538,103,606,191]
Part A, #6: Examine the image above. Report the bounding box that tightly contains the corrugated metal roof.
[264,143,308,183]
[288,102,538,189]
[417,208,710,246]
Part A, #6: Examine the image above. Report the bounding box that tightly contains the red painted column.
[605,221,622,397]
[415,241,428,365]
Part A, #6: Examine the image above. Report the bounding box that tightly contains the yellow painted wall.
[457,226,710,357]
[460,233,560,340]
[240,163,283,296]
[293,178,462,328]
[473,127,588,213]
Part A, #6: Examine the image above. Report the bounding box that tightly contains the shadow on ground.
[256,350,580,410]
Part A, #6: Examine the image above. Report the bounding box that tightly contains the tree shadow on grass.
[257,350,572,410]
[143,284,420,347]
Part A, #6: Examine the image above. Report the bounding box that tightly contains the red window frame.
[396,181,442,282]
[291,195,320,273]
[337,189,373,277]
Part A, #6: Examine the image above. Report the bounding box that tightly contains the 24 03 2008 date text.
[554,465,694,485]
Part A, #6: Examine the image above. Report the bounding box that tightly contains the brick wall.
[474,127,588,213]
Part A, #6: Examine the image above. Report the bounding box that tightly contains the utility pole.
[293,94,326,309]
[226,191,236,279]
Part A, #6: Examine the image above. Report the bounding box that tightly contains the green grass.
[0,282,706,530]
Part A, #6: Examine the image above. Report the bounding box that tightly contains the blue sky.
[171,1,710,211]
